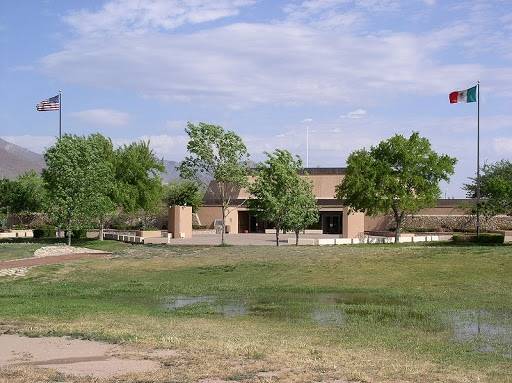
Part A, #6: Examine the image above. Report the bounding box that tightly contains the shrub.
[33,226,56,238]
[402,226,439,233]
[452,233,504,244]
[71,229,88,239]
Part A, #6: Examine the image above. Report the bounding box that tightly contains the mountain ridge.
[0,138,45,179]
[0,138,184,183]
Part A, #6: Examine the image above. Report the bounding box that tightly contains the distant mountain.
[0,138,45,179]
[161,159,212,185]
[0,138,206,186]
[161,160,180,183]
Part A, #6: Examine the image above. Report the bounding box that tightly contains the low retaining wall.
[288,234,449,246]
[368,214,512,232]
[0,230,34,239]
[103,230,170,244]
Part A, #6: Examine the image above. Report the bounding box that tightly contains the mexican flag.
[449,85,477,103]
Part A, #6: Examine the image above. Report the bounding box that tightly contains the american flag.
[36,95,60,111]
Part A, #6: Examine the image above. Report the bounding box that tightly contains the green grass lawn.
[0,242,511,382]
[0,242,44,261]
[0,238,132,261]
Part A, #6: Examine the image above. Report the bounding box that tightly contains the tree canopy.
[464,160,512,219]
[283,175,319,245]
[336,132,456,241]
[179,122,249,244]
[164,180,203,213]
[43,134,115,245]
[249,149,309,246]
[113,140,165,218]
[0,171,46,214]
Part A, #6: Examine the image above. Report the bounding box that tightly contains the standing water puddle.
[164,295,248,317]
[447,310,512,357]
[311,307,345,326]
[219,302,249,317]
[165,295,215,310]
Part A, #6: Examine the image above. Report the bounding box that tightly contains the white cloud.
[283,0,401,31]
[41,21,508,108]
[112,134,189,160]
[494,137,512,155]
[345,108,367,118]
[301,118,313,123]
[70,109,130,127]
[65,0,255,35]
[165,120,187,131]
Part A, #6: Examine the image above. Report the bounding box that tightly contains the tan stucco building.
[197,167,474,238]
[197,168,365,238]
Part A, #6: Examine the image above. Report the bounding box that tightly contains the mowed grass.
[0,242,511,382]
[0,238,132,261]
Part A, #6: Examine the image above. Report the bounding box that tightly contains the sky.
[1,0,512,197]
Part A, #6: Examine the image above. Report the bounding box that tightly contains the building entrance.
[322,213,341,234]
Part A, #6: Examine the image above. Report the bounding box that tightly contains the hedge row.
[452,233,504,244]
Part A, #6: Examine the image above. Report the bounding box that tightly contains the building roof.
[299,167,347,175]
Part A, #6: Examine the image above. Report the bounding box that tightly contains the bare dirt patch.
[0,245,111,272]
[0,334,164,379]
[0,253,109,271]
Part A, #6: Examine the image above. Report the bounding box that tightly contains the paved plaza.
[167,232,341,246]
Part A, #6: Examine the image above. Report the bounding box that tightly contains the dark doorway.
[238,211,249,233]
[322,214,342,234]
[249,215,266,233]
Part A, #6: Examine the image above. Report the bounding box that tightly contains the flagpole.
[476,81,480,237]
[59,90,62,139]
[306,125,309,168]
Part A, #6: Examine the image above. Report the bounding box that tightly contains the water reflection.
[164,295,249,317]
[447,310,512,357]
[164,295,215,310]
[311,307,345,326]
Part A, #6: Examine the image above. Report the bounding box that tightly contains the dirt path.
[0,252,110,270]
[0,334,167,379]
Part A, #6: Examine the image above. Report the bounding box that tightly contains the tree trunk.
[221,205,226,245]
[295,230,299,246]
[67,219,72,246]
[394,224,400,243]
[393,208,404,243]
[275,225,280,246]
[99,222,104,241]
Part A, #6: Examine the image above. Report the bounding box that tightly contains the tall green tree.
[284,176,319,245]
[179,122,249,244]
[336,132,456,242]
[249,149,304,246]
[464,160,512,220]
[89,134,117,240]
[114,140,165,228]
[164,180,204,212]
[0,171,46,214]
[43,134,115,245]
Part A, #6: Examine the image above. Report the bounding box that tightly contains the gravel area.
[0,267,27,278]
[33,245,107,258]
[0,246,112,274]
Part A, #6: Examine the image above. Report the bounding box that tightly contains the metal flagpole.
[59,90,62,139]
[306,125,309,168]
[476,81,480,237]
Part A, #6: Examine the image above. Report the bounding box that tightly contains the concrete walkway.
[168,233,341,246]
